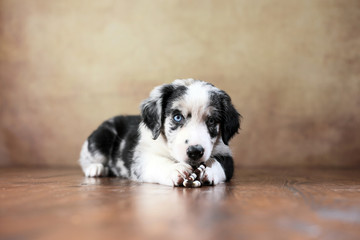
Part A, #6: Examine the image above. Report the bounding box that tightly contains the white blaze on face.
[165,81,218,164]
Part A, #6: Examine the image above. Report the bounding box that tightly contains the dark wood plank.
[1,167,360,240]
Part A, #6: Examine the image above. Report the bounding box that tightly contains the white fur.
[116,160,129,177]
[204,158,226,185]
[85,163,106,177]
[163,81,218,164]
[131,79,229,185]
[166,120,213,163]
[79,141,108,177]
[131,124,193,186]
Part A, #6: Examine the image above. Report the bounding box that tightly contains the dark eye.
[207,117,215,125]
[173,114,183,123]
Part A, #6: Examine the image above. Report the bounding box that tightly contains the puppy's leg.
[201,155,234,185]
[79,122,118,177]
[169,162,194,186]
[134,156,193,187]
[79,140,110,177]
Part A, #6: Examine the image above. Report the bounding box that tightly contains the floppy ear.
[140,84,174,140]
[219,91,241,145]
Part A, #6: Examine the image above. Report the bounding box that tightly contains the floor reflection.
[133,183,231,239]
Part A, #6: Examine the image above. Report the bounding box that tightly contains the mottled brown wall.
[1,0,359,167]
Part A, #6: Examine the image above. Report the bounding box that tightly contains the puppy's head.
[141,79,241,166]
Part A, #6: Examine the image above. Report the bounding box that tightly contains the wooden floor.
[1,167,360,240]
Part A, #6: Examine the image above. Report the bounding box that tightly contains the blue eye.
[173,114,183,122]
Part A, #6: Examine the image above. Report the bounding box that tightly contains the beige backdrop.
[1,0,359,167]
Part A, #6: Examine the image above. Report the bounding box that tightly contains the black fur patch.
[141,100,161,139]
[162,86,187,119]
[210,90,241,145]
[141,84,187,140]
[111,116,140,176]
[213,155,234,181]
[87,122,117,159]
[206,117,219,139]
[88,116,141,177]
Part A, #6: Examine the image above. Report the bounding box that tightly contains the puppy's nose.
[187,145,204,160]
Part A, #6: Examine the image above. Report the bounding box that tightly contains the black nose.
[186,145,204,160]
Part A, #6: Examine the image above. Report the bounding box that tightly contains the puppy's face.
[141,79,240,166]
[163,82,221,165]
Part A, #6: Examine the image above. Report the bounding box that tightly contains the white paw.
[84,163,105,177]
[201,162,226,185]
[170,163,193,186]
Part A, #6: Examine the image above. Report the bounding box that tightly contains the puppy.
[79,79,241,186]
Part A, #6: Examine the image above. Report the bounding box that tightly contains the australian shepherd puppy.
[79,78,241,186]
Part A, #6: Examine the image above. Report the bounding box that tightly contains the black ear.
[219,91,241,145]
[141,98,162,140]
[140,84,174,140]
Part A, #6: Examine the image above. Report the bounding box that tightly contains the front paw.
[201,163,226,186]
[170,163,193,186]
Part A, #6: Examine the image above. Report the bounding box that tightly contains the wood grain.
[1,167,360,240]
